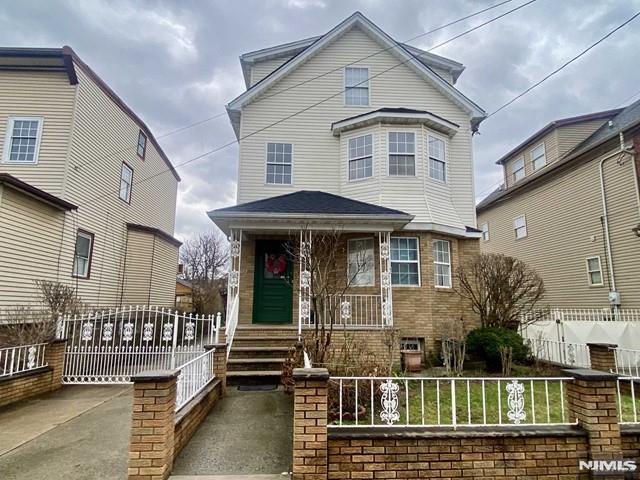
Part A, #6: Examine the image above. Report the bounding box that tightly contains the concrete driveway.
[0,385,131,480]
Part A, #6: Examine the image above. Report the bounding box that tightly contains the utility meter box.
[608,291,621,306]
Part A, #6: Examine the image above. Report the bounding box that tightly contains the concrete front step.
[232,336,299,348]
[227,358,286,372]
[171,475,290,479]
[229,346,291,360]
[227,370,282,378]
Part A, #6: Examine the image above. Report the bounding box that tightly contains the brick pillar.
[587,343,617,372]
[292,367,329,480]
[564,369,622,471]
[45,338,67,391]
[129,370,178,480]
[205,343,227,395]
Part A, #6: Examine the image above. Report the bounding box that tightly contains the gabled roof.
[227,12,485,139]
[495,108,623,165]
[0,173,78,211]
[331,107,459,136]
[209,190,413,218]
[0,46,180,182]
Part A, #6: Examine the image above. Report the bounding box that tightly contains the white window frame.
[481,223,489,242]
[433,239,452,289]
[265,142,293,185]
[390,236,421,287]
[120,162,133,203]
[347,237,375,287]
[388,131,416,176]
[512,156,525,183]
[531,143,546,171]
[427,133,447,183]
[2,116,44,164]
[586,256,604,287]
[344,66,370,107]
[72,230,94,279]
[347,134,373,182]
[514,215,527,239]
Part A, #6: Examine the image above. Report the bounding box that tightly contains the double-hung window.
[433,240,451,288]
[2,117,43,164]
[120,163,133,202]
[512,156,525,182]
[73,230,94,279]
[531,144,546,171]
[388,132,415,176]
[137,130,147,159]
[266,142,292,184]
[514,215,527,239]
[586,257,603,286]
[390,237,420,286]
[428,135,446,182]
[481,223,489,242]
[344,67,369,106]
[347,238,374,286]
[348,134,373,181]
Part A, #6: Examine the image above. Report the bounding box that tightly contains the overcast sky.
[2,0,639,240]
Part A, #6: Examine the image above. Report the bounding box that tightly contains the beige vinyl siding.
[556,119,607,157]
[238,26,476,228]
[503,130,559,188]
[0,71,76,196]
[250,55,294,86]
[479,147,640,308]
[0,187,67,307]
[149,236,179,306]
[58,66,178,307]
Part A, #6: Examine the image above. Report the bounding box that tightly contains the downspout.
[598,132,635,295]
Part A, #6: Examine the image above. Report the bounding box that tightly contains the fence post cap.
[49,338,67,344]
[562,368,618,381]
[586,342,618,349]
[293,367,329,380]
[131,369,179,382]
[204,343,227,351]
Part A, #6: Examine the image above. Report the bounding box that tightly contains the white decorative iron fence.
[0,343,47,378]
[526,338,591,368]
[175,348,216,412]
[617,377,640,424]
[328,376,575,428]
[57,306,221,384]
[301,294,384,328]
[614,348,640,377]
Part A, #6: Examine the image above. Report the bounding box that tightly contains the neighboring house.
[175,278,193,311]
[207,12,486,372]
[0,47,181,309]
[477,103,640,309]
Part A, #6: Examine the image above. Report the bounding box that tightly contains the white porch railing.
[302,294,384,328]
[328,376,575,428]
[617,377,640,424]
[524,308,640,322]
[0,343,47,378]
[526,338,591,368]
[614,348,640,377]
[175,348,215,412]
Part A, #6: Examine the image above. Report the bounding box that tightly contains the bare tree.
[455,253,545,330]
[179,231,229,314]
[285,227,370,365]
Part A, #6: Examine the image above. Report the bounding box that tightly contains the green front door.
[252,240,293,324]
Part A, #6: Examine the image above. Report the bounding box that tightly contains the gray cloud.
[1,0,639,240]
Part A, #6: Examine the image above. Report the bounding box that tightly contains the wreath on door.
[266,254,287,275]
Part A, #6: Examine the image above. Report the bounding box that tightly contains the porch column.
[378,231,393,327]
[298,229,312,340]
[226,228,242,323]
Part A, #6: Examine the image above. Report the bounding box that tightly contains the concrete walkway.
[0,385,130,480]
[172,387,293,477]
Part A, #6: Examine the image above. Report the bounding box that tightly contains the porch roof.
[208,190,414,233]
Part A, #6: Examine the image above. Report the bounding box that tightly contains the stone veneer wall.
[0,339,66,408]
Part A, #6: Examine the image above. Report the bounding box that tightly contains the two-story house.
[207,12,487,375]
[0,47,181,310]
[477,102,640,309]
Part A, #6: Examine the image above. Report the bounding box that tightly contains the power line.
[487,10,640,118]
[78,0,539,208]
[72,0,514,172]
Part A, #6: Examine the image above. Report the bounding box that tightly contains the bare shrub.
[441,318,466,376]
[500,346,513,376]
[281,343,304,394]
[455,253,546,330]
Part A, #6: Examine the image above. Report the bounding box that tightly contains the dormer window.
[344,67,369,106]
[512,156,525,183]
[531,143,546,171]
